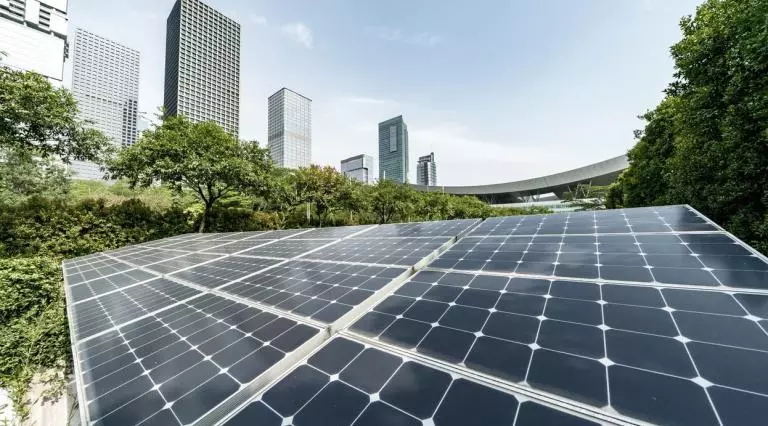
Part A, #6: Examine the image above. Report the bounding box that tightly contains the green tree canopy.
[611,0,768,253]
[107,115,273,232]
[0,66,109,162]
[293,165,356,227]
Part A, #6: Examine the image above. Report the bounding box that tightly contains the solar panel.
[63,207,768,426]
[302,237,453,266]
[169,256,282,289]
[76,293,321,425]
[219,260,409,324]
[356,218,479,238]
[221,336,600,426]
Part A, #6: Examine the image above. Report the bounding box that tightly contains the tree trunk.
[199,203,212,233]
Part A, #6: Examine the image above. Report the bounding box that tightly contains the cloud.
[249,14,267,25]
[281,22,314,49]
[365,26,442,47]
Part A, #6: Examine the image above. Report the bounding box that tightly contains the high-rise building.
[341,154,374,184]
[378,115,409,183]
[164,0,240,136]
[268,88,312,169]
[416,152,437,186]
[69,28,139,180]
[0,0,68,83]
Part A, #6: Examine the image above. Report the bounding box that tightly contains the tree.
[613,0,768,253]
[293,165,354,227]
[369,179,416,224]
[0,148,70,206]
[264,168,302,229]
[107,115,273,232]
[0,66,109,163]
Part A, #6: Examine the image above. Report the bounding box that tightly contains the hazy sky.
[65,0,703,185]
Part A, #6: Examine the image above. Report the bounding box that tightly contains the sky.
[64,0,704,186]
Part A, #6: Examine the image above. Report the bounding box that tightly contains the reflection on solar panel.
[64,206,768,425]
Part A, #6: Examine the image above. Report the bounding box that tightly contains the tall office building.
[268,88,312,169]
[164,0,240,136]
[416,152,437,186]
[341,154,374,184]
[0,0,68,83]
[69,28,139,180]
[378,115,409,183]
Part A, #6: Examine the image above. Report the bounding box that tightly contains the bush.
[0,257,70,421]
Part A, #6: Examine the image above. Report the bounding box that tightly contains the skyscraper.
[416,152,437,186]
[268,88,312,169]
[0,0,68,83]
[164,0,240,136]
[69,28,139,180]
[378,115,409,183]
[341,154,374,184]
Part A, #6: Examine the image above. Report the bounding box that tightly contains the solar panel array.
[62,206,768,426]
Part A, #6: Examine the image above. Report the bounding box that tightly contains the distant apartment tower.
[378,116,409,183]
[416,152,437,186]
[341,154,374,184]
[164,0,240,136]
[69,28,139,180]
[268,88,312,168]
[0,0,68,82]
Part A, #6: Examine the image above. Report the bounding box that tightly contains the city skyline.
[63,0,703,185]
[268,87,312,168]
[69,27,140,180]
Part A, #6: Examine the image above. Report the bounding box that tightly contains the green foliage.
[561,184,612,211]
[611,0,768,253]
[0,258,70,423]
[293,165,357,227]
[0,148,71,206]
[368,179,417,224]
[0,66,110,163]
[108,115,273,232]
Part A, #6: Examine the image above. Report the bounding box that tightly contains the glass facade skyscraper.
[268,88,312,169]
[341,154,374,184]
[164,0,240,136]
[416,152,437,186]
[378,115,409,183]
[69,28,139,180]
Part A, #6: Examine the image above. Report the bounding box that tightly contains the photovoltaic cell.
[77,292,320,425]
[223,336,598,426]
[220,260,408,323]
[201,239,277,255]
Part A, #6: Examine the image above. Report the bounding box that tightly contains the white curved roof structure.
[413,154,628,203]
